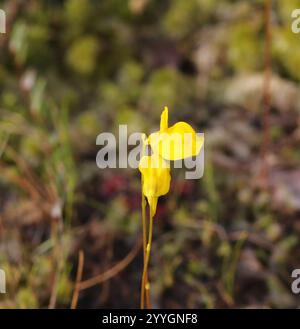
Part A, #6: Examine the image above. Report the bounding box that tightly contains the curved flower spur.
[138,106,204,309]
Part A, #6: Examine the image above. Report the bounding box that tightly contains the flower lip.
[148,123,204,161]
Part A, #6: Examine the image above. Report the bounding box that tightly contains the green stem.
[140,208,154,309]
[140,192,147,309]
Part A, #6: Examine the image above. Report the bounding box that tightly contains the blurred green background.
[0,0,299,308]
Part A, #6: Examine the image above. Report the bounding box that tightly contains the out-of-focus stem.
[260,0,272,185]
[71,250,85,309]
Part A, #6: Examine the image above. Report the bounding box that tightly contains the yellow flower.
[139,106,204,216]
[138,106,204,309]
[148,106,204,161]
[139,153,171,217]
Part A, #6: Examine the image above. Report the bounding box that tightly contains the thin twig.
[79,239,141,290]
[71,250,85,309]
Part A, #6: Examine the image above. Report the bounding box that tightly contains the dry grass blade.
[71,250,85,309]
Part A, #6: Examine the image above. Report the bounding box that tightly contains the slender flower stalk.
[140,187,151,309]
[140,190,147,309]
[141,207,154,309]
[140,135,151,308]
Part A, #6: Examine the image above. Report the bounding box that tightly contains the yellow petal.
[149,122,204,161]
[160,106,169,131]
[147,196,158,218]
[139,154,171,216]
